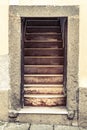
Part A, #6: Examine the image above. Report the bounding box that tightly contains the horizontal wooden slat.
[24,65,63,74]
[24,48,64,56]
[24,56,64,65]
[24,94,66,106]
[24,75,63,84]
[24,87,64,94]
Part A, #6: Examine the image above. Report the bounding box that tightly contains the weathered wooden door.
[21,18,66,107]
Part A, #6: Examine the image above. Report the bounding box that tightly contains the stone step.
[24,87,64,94]
[26,19,60,26]
[24,41,63,48]
[26,26,61,33]
[24,65,63,74]
[24,48,64,56]
[24,84,63,88]
[24,38,62,43]
[24,56,64,65]
[25,32,60,35]
[25,33,62,40]
[24,94,66,106]
[24,74,63,84]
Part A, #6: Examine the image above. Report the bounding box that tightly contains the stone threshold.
[18,106,68,115]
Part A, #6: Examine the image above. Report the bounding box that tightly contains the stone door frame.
[9,5,79,123]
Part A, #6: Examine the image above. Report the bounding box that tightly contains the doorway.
[21,17,67,107]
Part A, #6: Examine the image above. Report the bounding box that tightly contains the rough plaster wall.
[79,4,87,87]
[0,0,9,121]
[0,3,8,55]
[19,0,80,5]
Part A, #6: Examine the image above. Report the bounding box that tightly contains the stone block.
[0,125,4,130]
[79,87,87,127]
[17,114,72,125]
[54,125,79,130]
[30,124,53,130]
[10,6,79,17]
[67,16,79,111]
[79,127,87,130]
[4,123,29,130]
[0,121,5,126]
[0,121,5,130]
